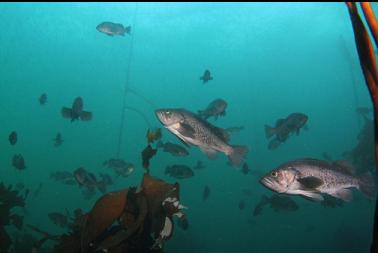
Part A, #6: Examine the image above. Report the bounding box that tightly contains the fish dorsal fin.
[298,158,331,167]
[331,160,355,175]
[297,177,323,189]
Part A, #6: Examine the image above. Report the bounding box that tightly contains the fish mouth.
[260,177,287,194]
[155,109,175,127]
[260,177,278,191]
[260,177,271,187]
[155,109,166,124]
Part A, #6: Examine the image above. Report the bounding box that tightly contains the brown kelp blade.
[345,2,378,252]
[142,144,157,170]
[96,195,147,251]
[146,128,162,144]
[361,2,378,49]
[94,190,148,252]
[141,174,179,216]
[141,173,181,242]
[345,2,378,166]
[346,3,378,80]
[81,189,128,252]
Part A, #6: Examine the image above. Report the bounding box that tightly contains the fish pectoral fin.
[299,191,324,201]
[178,123,195,138]
[297,177,323,189]
[61,107,73,119]
[328,189,353,202]
[200,147,217,160]
[174,135,191,147]
[80,111,93,121]
[287,189,324,201]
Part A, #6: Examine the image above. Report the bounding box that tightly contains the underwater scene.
[0,2,377,253]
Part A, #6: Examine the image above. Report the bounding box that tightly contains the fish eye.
[165,111,172,117]
[271,171,278,177]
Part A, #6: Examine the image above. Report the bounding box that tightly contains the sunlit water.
[0,2,376,253]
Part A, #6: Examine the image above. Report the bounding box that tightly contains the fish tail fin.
[157,140,164,149]
[61,107,73,119]
[125,26,131,34]
[264,125,275,138]
[358,172,376,197]
[97,180,107,193]
[80,111,92,121]
[228,145,248,167]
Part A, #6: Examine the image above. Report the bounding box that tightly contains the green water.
[0,2,376,253]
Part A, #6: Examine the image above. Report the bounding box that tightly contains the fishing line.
[116,2,139,159]
[127,87,157,109]
[125,106,152,128]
